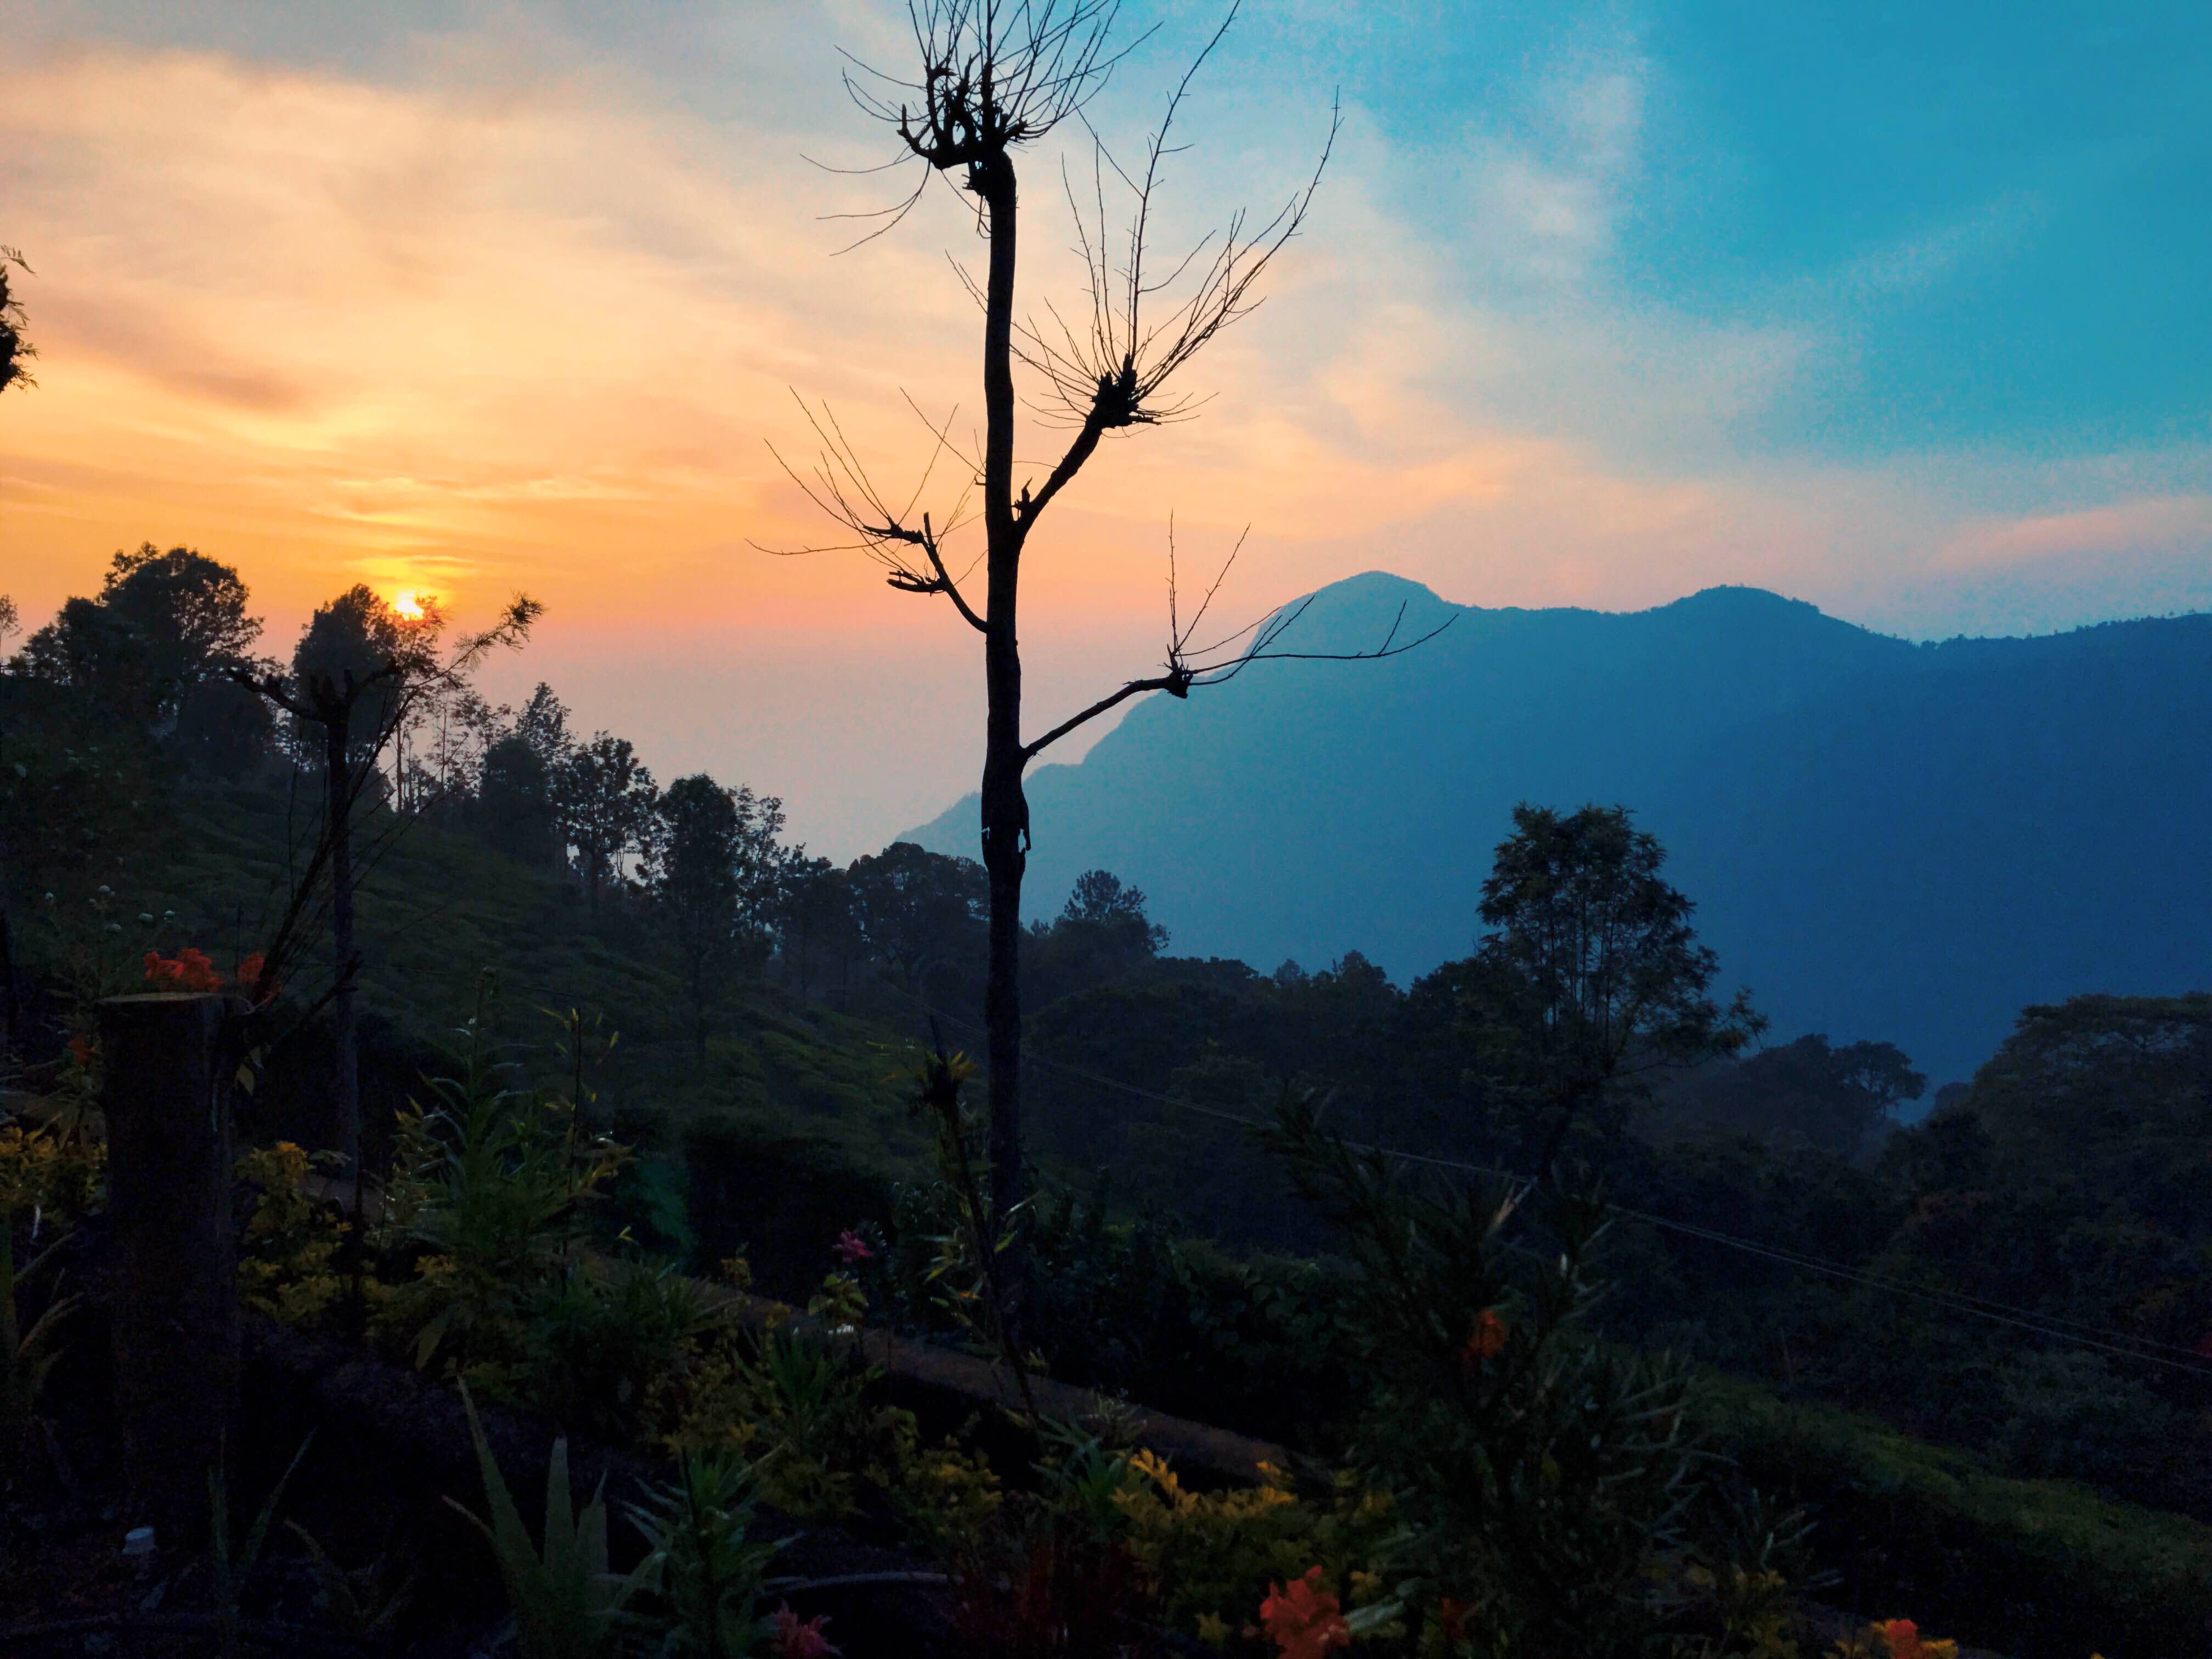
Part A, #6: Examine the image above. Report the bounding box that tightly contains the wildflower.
[67,1034,94,1069]
[1876,1619,1957,1659]
[831,1228,874,1265]
[1460,1307,1508,1368]
[1260,1567,1351,1659]
[1195,1612,1231,1649]
[770,1603,840,1657]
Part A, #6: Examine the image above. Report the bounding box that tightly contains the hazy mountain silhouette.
[907,572,2212,1087]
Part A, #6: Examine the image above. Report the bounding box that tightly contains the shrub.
[236,1141,348,1325]
[1262,1093,1700,1655]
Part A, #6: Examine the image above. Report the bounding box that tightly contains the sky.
[4,1,2208,859]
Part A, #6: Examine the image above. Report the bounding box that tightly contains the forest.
[3,543,2207,1659]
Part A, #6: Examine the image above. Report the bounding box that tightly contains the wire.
[874,986,2212,1380]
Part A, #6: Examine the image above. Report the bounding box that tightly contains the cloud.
[2,10,2204,853]
[1937,496,2212,569]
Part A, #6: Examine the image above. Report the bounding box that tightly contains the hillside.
[908,574,2212,1085]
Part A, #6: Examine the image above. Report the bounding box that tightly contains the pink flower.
[831,1229,874,1265]
[771,1602,840,1657]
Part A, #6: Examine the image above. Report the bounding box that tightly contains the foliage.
[555,732,659,910]
[449,1386,632,1659]
[642,775,791,1052]
[0,1119,98,1475]
[1698,1371,2212,1659]
[842,842,986,996]
[620,1450,782,1659]
[374,1003,630,1385]
[0,245,32,394]
[236,1141,349,1325]
[207,1432,315,1659]
[1111,1453,1395,1646]
[518,1257,726,1446]
[670,1323,914,1521]
[1263,1093,1701,1655]
[1461,802,1764,1175]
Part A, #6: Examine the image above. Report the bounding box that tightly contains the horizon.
[7,1,2209,859]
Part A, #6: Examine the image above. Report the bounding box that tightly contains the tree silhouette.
[647,775,746,1059]
[0,247,33,396]
[782,2,1447,1230]
[234,586,539,1179]
[16,545,263,729]
[1462,803,1764,1182]
[553,733,659,913]
[847,840,987,996]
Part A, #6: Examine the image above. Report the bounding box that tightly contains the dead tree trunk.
[100,991,240,1538]
[975,156,1029,1228]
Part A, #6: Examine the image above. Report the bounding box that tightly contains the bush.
[1698,1373,2212,1659]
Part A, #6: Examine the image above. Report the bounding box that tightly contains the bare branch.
[1024,535,1453,761]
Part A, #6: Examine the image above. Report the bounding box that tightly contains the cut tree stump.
[99,990,243,1537]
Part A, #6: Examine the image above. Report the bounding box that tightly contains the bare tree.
[780,2,1446,1234]
[233,591,540,1180]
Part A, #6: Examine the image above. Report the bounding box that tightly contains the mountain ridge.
[907,577,2212,1084]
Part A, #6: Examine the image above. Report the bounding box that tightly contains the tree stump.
[99,991,242,1536]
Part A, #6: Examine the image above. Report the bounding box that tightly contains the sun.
[390,589,430,622]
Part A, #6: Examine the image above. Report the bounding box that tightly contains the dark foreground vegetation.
[5,540,2209,1659]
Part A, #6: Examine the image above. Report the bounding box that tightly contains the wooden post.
[99,991,241,1536]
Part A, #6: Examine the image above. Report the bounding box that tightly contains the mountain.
[907,573,2212,1086]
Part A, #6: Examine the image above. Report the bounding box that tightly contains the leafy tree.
[646,775,747,1059]
[511,682,574,768]
[18,545,264,730]
[1458,803,1761,1180]
[173,676,275,779]
[1024,868,1170,1008]
[1671,1033,1925,1155]
[477,735,562,867]
[845,842,986,997]
[775,856,864,1008]
[0,247,32,395]
[553,735,658,914]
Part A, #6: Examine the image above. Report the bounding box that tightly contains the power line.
[882,988,2212,1380]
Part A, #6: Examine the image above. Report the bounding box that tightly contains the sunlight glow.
[390,589,429,621]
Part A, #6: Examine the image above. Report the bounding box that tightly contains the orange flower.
[67,1033,95,1069]
[144,948,226,992]
[1259,1567,1351,1659]
[1460,1308,1508,1368]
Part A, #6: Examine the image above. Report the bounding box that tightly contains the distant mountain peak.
[902,572,2212,1086]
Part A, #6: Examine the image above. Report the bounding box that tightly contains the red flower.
[1460,1308,1508,1369]
[832,1228,874,1265]
[67,1033,95,1069]
[771,1603,840,1657]
[145,948,224,992]
[1878,1619,1923,1659]
[1260,1567,1351,1659]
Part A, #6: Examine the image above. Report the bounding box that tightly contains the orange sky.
[5,28,2208,854]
